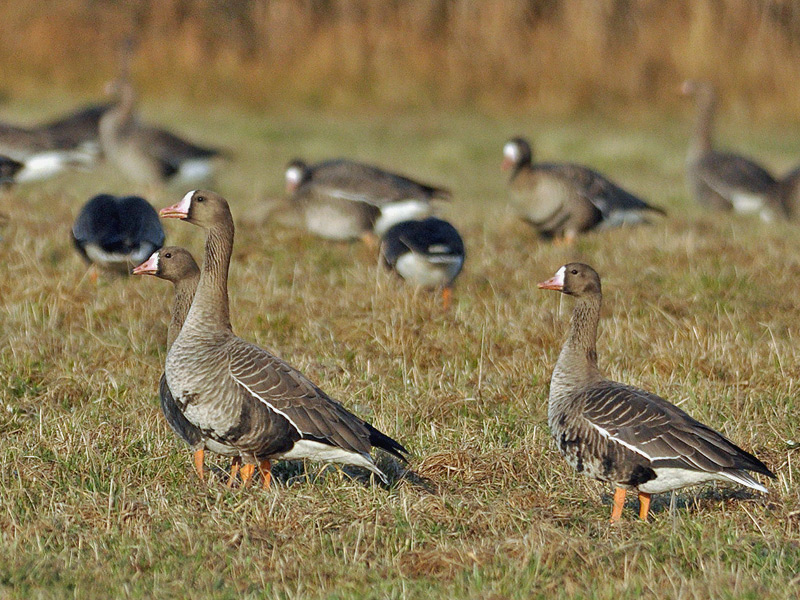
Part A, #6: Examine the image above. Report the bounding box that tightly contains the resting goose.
[681,79,787,220]
[132,246,241,484]
[100,78,221,187]
[159,190,408,487]
[538,263,774,521]
[286,158,450,241]
[380,217,465,309]
[72,194,165,274]
[502,137,665,243]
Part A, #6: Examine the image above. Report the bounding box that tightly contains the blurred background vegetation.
[1,0,800,118]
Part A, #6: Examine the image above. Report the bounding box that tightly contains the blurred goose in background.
[0,118,97,183]
[72,193,165,275]
[380,217,465,309]
[681,79,787,221]
[100,77,222,187]
[133,246,242,484]
[538,263,775,522]
[39,102,111,159]
[286,158,451,243]
[160,190,408,488]
[502,137,665,244]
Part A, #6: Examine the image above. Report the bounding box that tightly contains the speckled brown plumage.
[539,263,774,521]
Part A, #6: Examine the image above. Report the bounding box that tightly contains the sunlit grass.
[0,100,798,598]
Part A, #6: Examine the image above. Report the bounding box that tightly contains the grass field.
[0,98,799,599]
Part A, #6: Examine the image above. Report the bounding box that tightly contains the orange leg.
[638,492,651,521]
[89,264,99,284]
[257,459,273,490]
[360,231,379,250]
[193,449,205,482]
[239,463,256,488]
[611,487,626,522]
[442,287,453,310]
[227,456,242,488]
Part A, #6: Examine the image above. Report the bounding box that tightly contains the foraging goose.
[538,263,774,521]
[160,190,408,487]
[72,194,165,273]
[681,80,786,220]
[100,78,221,187]
[380,217,465,309]
[286,158,450,241]
[133,247,242,484]
[502,137,665,243]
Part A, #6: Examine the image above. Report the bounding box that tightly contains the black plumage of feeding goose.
[380,217,465,309]
[72,193,165,273]
[286,158,450,241]
[502,137,664,243]
[538,263,775,521]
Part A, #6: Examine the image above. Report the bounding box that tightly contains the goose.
[159,190,408,487]
[286,158,450,242]
[681,80,787,221]
[380,217,465,309]
[40,103,111,159]
[133,246,242,484]
[502,137,665,244]
[72,194,165,274]
[0,120,95,183]
[100,77,221,187]
[538,263,775,521]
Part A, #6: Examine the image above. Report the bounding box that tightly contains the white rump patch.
[176,159,214,185]
[278,439,387,483]
[285,165,303,188]
[396,253,462,288]
[374,200,431,236]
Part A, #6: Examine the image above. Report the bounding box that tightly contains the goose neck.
[167,274,199,350]
[553,294,602,387]
[689,93,715,158]
[186,218,234,333]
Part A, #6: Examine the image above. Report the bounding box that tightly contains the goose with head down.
[133,246,242,484]
[538,263,774,521]
[286,158,450,242]
[159,190,408,487]
[380,216,465,309]
[502,137,665,244]
[72,193,164,275]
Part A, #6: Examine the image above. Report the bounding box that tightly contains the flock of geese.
[0,78,787,522]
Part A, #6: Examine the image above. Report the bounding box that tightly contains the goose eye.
[571,269,578,275]
[164,252,172,258]
[195,195,205,203]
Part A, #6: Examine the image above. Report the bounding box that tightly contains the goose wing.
[309,160,450,206]
[227,340,382,457]
[698,152,777,197]
[579,382,774,478]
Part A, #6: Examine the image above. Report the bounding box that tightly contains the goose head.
[285,159,310,194]
[538,263,601,297]
[160,190,231,228]
[501,137,532,171]
[680,79,717,106]
[133,246,199,282]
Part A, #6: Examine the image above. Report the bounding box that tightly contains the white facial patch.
[503,142,519,163]
[552,265,566,287]
[285,166,303,187]
[179,190,197,212]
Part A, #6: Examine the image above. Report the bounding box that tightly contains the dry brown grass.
[3,1,800,118]
[0,100,798,598]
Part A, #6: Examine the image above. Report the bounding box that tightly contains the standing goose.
[538,263,774,521]
[681,79,786,220]
[160,190,408,487]
[502,137,665,244]
[380,217,465,309]
[72,194,165,274]
[133,246,241,484]
[286,158,450,242]
[100,77,221,187]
